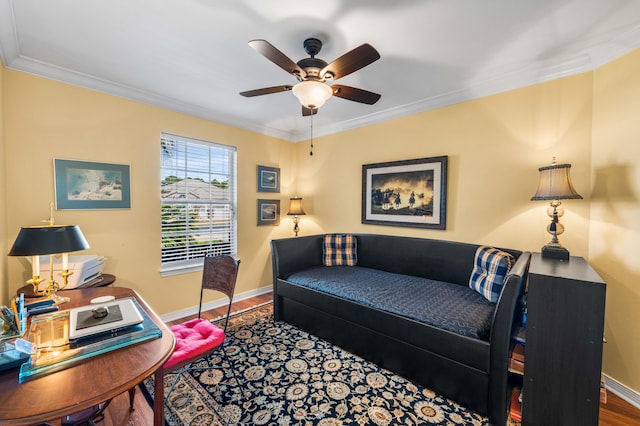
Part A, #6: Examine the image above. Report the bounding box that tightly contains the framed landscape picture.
[54,159,131,210]
[257,165,280,193]
[257,199,280,226]
[362,156,448,229]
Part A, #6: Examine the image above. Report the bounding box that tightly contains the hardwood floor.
[99,293,272,426]
[599,392,640,426]
[100,292,640,426]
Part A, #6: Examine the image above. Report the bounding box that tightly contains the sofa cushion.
[323,234,357,266]
[469,246,514,303]
[277,279,491,373]
[287,265,495,340]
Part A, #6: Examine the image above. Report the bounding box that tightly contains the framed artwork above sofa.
[361,156,448,229]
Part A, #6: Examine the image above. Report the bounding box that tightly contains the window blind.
[160,133,237,275]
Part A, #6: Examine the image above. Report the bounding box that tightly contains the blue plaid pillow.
[469,246,514,303]
[323,234,357,266]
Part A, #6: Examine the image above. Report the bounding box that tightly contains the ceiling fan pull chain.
[309,114,314,156]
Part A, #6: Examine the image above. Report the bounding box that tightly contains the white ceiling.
[1,0,639,142]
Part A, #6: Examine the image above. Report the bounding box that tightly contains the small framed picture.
[257,199,280,226]
[257,165,280,193]
[54,159,131,210]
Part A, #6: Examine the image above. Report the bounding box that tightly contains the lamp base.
[292,216,300,237]
[541,244,570,261]
[49,293,70,305]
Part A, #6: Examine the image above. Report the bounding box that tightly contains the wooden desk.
[0,287,175,426]
[17,273,117,298]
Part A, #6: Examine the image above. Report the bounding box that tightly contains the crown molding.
[589,25,640,69]
[290,25,640,143]
[8,50,599,144]
[289,53,595,142]
[2,0,639,143]
[3,42,636,144]
[0,3,297,140]
[5,54,296,141]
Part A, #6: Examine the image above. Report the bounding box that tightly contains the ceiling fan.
[240,38,381,116]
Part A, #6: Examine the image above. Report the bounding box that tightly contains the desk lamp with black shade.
[531,158,583,261]
[9,205,90,304]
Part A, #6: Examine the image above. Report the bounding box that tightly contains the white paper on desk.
[68,297,143,340]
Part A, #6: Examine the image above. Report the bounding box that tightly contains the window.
[160,133,237,276]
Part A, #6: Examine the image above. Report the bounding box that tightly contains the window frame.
[160,133,237,276]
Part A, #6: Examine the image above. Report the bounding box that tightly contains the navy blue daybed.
[271,234,531,426]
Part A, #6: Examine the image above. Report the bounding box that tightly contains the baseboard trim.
[161,285,273,322]
[604,374,640,410]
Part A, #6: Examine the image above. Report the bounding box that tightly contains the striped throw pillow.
[323,234,357,266]
[469,246,514,303]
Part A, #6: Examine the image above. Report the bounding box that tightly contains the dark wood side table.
[17,273,116,298]
[0,287,175,426]
[522,253,606,426]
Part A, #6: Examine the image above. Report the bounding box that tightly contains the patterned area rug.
[142,303,490,425]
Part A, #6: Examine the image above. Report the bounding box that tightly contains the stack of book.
[508,323,526,423]
[0,294,27,339]
[509,342,525,375]
[600,374,607,404]
[510,388,523,422]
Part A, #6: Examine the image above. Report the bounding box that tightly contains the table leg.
[128,387,136,412]
[154,369,164,426]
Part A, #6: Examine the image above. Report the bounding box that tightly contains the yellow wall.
[0,60,7,304]
[3,70,296,316]
[591,49,640,394]
[296,74,593,255]
[1,48,638,395]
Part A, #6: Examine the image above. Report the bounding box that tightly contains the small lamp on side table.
[287,197,306,237]
[531,158,583,261]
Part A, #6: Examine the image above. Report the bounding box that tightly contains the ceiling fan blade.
[331,84,381,105]
[248,39,306,78]
[302,106,318,116]
[321,44,380,80]
[240,85,293,97]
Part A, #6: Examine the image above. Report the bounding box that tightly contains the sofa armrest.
[271,235,325,283]
[487,251,531,425]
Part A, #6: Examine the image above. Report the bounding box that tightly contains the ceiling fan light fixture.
[292,80,333,109]
[242,38,381,115]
